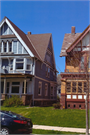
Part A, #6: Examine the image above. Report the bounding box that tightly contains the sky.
[0,1,89,73]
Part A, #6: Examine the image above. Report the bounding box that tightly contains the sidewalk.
[33,125,90,133]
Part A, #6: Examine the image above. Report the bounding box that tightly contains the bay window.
[27,58,31,70]
[16,59,24,69]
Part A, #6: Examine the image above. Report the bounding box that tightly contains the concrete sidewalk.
[33,125,90,133]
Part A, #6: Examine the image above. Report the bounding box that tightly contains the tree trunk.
[86,93,89,135]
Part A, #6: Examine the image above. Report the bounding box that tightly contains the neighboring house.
[0,17,57,106]
[57,74,61,98]
[60,26,90,109]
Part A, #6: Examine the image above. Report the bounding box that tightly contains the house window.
[10,59,13,70]
[11,82,20,93]
[51,86,53,96]
[46,53,51,63]
[66,82,71,93]
[84,82,87,93]
[48,67,50,77]
[80,57,84,70]
[72,82,76,93]
[46,66,48,77]
[4,43,7,52]
[38,82,42,95]
[27,58,31,70]
[16,59,24,69]
[45,83,48,96]
[78,82,82,93]
[9,42,12,52]
[88,57,90,69]
[22,82,27,93]
[6,82,9,93]
[46,66,50,77]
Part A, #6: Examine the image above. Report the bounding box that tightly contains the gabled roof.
[0,17,55,67]
[60,33,81,56]
[27,33,51,61]
[5,17,42,60]
[60,25,90,57]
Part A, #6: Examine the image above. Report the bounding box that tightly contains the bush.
[53,102,62,109]
[3,95,23,107]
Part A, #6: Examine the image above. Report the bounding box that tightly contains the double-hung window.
[11,82,20,93]
[38,82,42,95]
[16,59,24,69]
[4,43,7,52]
[9,42,12,52]
[10,59,13,70]
[27,58,31,70]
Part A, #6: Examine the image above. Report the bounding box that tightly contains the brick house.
[60,25,90,109]
[0,17,57,106]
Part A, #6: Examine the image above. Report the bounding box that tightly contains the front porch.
[1,74,34,105]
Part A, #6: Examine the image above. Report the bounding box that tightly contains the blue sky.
[0,1,89,73]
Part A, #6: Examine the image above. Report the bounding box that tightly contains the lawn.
[1,106,86,128]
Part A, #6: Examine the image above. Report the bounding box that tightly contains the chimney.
[27,31,31,35]
[71,26,75,35]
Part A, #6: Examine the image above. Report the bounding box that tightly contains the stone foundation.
[21,94,32,106]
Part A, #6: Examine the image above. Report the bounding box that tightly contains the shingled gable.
[0,17,41,60]
[60,25,90,57]
[60,31,81,57]
[66,25,90,53]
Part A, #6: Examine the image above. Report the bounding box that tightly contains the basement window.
[79,105,81,109]
[68,104,70,108]
[74,105,76,108]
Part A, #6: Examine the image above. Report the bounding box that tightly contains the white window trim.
[38,81,42,96]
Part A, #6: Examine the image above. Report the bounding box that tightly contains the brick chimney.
[71,26,75,35]
[27,31,31,35]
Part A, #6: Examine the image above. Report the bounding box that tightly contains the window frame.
[16,59,24,70]
[38,81,42,96]
[45,83,48,96]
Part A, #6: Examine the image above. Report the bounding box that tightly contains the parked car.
[0,110,33,134]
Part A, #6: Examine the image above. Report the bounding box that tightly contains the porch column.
[24,78,26,94]
[7,41,9,52]
[2,41,4,53]
[3,78,6,94]
[2,78,7,100]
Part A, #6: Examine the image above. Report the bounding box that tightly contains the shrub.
[3,95,23,107]
[53,102,62,109]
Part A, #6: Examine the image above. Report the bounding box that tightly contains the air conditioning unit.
[2,66,6,70]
